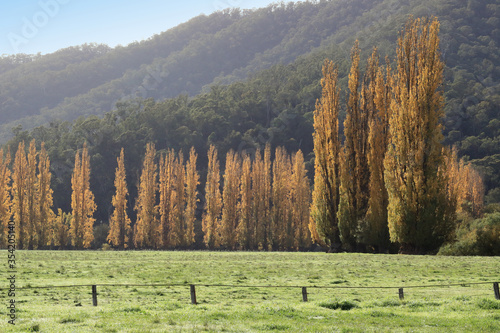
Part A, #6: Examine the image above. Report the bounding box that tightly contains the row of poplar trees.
[0,140,311,250]
[131,143,311,251]
[309,17,484,253]
[0,141,94,249]
[202,145,311,251]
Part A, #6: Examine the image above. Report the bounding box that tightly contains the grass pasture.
[1,251,499,332]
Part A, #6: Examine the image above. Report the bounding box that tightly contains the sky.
[1,0,280,55]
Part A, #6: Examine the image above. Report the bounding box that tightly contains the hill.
[3,0,500,223]
[1,0,393,140]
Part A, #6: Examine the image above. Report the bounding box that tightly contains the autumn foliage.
[107,148,132,249]
[70,143,96,249]
[310,17,485,253]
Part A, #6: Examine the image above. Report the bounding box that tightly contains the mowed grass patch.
[0,251,499,332]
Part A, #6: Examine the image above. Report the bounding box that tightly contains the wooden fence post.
[92,285,97,306]
[190,285,197,305]
[494,282,500,300]
[302,287,308,302]
[399,288,404,301]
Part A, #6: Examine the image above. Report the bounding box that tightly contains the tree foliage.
[133,143,157,249]
[310,60,341,249]
[108,148,132,249]
[338,41,373,250]
[219,150,241,249]
[37,142,55,249]
[70,142,96,249]
[384,17,453,252]
[12,142,28,249]
[202,145,222,249]
[0,149,11,248]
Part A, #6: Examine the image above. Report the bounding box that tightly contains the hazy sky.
[1,0,279,55]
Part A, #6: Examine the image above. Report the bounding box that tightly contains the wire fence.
[2,281,499,306]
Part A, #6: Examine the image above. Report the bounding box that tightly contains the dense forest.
[1,0,499,253]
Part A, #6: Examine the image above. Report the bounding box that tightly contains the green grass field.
[1,251,499,332]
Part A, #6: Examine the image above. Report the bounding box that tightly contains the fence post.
[302,287,308,302]
[399,288,404,301]
[190,285,197,305]
[494,282,500,300]
[92,285,97,306]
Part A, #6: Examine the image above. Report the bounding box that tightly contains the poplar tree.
[364,57,392,251]
[202,145,222,249]
[134,143,158,249]
[37,142,54,249]
[290,150,312,250]
[252,145,272,250]
[460,164,485,218]
[184,147,199,247]
[70,143,96,249]
[0,149,11,248]
[108,148,132,249]
[26,140,38,249]
[263,145,272,249]
[310,60,342,250]
[12,141,28,249]
[219,150,241,249]
[237,153,252,249]
[53,208,71,249]
[158,149,174,248]
[170,151,185,248]
[339,44,379,251]
[445,149,484,219]
[384,17,452,252]
[272,146,292,250]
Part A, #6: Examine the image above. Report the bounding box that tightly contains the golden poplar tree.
[37,142,54,249]
[364,56,392,251]
[70,143,96,249]
[108,148,132,249]
[170,151,185,248]
[445,149,484,219]
[184,147,199,247]
[134,143,158,249]
[339,44,379,251]
[70,149,82,248]
[290,150,312,250]
[219,150,241,249]
[272,146,292,250]
[263,144,272,249]
[310,60,342,250]
[25,140,39,249]
[252,145,272,250]
[53,208,71,249]
[80,143,97,249]
[461,164,485,218]
[158,149,174,248]
[0,149,11,248]
[237,153,252,249]
[202,145,222,249]
[384,17,452,252]
[12,141,28,249]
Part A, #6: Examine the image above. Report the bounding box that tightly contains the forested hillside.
[1,0,499,249]
[0,0,393,139]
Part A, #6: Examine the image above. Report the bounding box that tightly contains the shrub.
[101,243,113,251]
[438,213,500,256]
